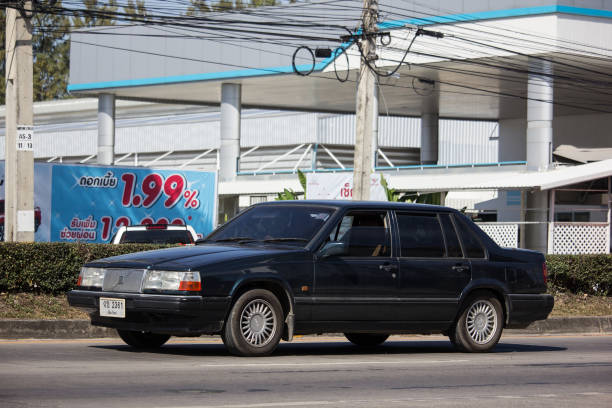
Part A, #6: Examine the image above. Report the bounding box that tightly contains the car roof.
[253,200,457,213]
[118,224,193,231]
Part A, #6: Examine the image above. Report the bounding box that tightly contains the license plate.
[100,297,125,318]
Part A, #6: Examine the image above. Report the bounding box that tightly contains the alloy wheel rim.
[465,300,497,345]
[240,299,277,347]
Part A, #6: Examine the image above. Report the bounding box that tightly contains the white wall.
[554,114,612,149]
[499,114,612,163]
[498,119,526,162]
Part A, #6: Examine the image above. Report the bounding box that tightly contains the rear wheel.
[453,294,503,353]
[344,333,389,347]
[222,289,284,356]
[117,330,170,348]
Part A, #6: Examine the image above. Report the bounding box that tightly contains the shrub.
[0,242,169,294]
[546,254,612,296]
[0,243,610,296]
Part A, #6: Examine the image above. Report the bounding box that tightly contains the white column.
[607,177,612,253]
[547,189,556,254]
[526,60,553,171]
[218,83,241,223]
[420,95,438,165]
[524,59,554,253]
[97,94,115,165]
[525,189,549,253]
[219,83,241,182]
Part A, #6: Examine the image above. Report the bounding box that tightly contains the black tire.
[222,289,284,357]
[117,329,170,348]
[452,294,503,353]
[344,333,389,347]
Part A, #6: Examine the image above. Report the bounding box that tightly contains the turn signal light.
[179,281,202,291]
[542,262,548,284]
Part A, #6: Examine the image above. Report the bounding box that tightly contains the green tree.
[71,0,119,28]
[276,170,307,200]
[213,0,234,12]
[32,3,71,102]
[249,0,276,7]
[186,0,211,15]
[186,0,275,15]
[0,0,152,103]
[124,0,149,21]
[0,3,71,103]
[380,175,441,204]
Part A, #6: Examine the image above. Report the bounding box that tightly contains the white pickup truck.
[111,224,198,245]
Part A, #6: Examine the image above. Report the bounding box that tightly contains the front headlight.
[77,267,105,289]
[142,270,201,292]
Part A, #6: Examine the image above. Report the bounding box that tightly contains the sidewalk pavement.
[0,316,611,340]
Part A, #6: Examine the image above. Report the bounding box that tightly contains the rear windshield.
[120,229,193,244]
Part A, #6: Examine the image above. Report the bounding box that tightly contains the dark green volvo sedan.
[68,201,553,356]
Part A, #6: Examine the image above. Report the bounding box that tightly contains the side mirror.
[318,241,347,258]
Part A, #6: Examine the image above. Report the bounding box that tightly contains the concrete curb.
[0,320,118,339]
[506,316,612,335]
[0,316,611,339]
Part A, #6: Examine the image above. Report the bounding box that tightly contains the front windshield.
[206,205,334,246]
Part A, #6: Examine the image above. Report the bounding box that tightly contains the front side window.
[207,205,334,246]
[326,211,391,257]
[397,213,445,258]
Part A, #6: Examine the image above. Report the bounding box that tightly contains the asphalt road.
[1,334,611,408]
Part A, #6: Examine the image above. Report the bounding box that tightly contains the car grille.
[102,269,145,293]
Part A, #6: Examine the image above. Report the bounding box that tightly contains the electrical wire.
[8,0,612,115]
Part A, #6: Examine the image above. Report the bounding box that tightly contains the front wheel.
[453,294,503,353]
[117,329,170,348]
[222,289,284,356]
[345,333,389,347]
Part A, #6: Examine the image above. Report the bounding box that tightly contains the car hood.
[86,243,306,270]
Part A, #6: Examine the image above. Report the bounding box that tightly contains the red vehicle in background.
[0,199,41,241]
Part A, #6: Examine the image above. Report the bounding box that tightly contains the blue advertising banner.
[51,165,216,243]
[0,162,53,242]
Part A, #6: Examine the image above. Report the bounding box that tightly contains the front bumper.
[68,290,230,335]
[506,293,554,329]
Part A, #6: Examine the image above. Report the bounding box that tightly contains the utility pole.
[352,0,377,201]
[4,1,35,242]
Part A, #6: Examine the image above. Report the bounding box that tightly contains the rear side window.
[397,213,445,257]
[453,215,486,258]
[440,214,463,258]
[120,230,193,244]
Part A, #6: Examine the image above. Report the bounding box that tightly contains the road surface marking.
[163,391,612,408]
[199,359,468,368]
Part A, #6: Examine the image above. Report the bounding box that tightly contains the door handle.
[452,265,470,273]
[379,264,398,272]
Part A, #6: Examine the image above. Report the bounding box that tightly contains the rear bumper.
[506,294,554,329]
[68,290,229,335]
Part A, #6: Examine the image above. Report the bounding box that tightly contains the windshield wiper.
[262,237,309,243]
[212,237,257,243]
